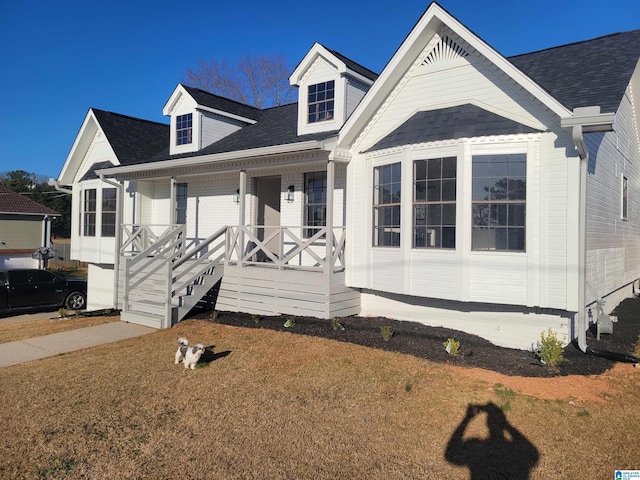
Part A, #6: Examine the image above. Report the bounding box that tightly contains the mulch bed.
[190,297,640,378]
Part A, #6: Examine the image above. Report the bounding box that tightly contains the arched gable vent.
[421,35,469,67]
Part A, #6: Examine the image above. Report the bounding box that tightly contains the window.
[622,176,628,220]
[373,162,401,247]
[176,113,192,145]
[83,189,96,237]
[308,80,334,123]
[472,154,526,251]
[413,157,456,248]
[304,171,327,237]
[101,188,116,237]
[176,183,187,225]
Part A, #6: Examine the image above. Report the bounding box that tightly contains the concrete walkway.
[0,321,156,368]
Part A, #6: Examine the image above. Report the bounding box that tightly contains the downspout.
[100,175,123,311]
[563,107,640,363]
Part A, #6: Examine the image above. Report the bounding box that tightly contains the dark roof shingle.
[0,185,59,216]
[92,109,169,166]
[509,29,640,112]
[366,104,542,152]
[181,85,262,121]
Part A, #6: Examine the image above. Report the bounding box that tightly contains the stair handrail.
[171,226,228,296]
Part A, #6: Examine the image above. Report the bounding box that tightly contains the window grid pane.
[83,189,96,237]
[304,171,327,238]
[176,183,187,225]
[101,188,117,237]
[413,157,456,249]
[472,154,526,251]
[176,113,193,145]
[307,80,335,123]
[373,163,401,247]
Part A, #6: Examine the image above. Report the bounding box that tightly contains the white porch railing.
[120,224,346,327]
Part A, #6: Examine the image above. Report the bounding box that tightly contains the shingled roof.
[181,85,262,121]
[149,103,338,162]
[0,185,59,216]
[366,104,542,152]
[92,109,169,167]
[509,29,640,113]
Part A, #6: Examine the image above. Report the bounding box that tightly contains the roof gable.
[0,185,59,216]
[163,84,261,123]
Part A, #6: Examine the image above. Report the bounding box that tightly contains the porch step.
[130,299,178,317]
[121,310,164,329]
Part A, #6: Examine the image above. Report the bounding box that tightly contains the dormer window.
[308,80,335,123]
[176,113,193,145]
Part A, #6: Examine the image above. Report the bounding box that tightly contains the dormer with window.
[163,84,261,156]
[290,43,377,136]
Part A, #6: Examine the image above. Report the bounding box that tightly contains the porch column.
[239,170,246,267]
[169,177,176,225]
[325,160,335,275]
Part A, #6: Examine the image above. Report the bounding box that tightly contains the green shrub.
[284,318,295,328]
[380,326,394,341]
[536,328,565,366]
[443,337,460,356]
[209,310,219,320]
[58,308,67,318]
[331,317,345,331]
[252,314,261,324]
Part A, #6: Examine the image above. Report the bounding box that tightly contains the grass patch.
[0,319,638,479]
[0,315,115,344]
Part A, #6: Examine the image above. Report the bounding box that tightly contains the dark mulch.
[190,298,640,378]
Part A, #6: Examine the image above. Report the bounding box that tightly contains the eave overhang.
[95,137,344,180]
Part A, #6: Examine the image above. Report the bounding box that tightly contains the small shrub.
[380,325,394,341]
[284,318,295,328]
[209,310,219,320]
[443,337,460,356]
[536,328,565,367]
[252,314,261,324]
[58,308,67,318]
[331,317,345,331]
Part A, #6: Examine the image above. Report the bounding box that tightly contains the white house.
[56,3,640,350]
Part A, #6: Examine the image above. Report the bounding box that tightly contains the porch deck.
[117,224,360,328]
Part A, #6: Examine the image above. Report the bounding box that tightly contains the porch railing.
[120,224,346,326]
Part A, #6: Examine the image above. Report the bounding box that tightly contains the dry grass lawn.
[0,318,639,479]
[0,315,115,344]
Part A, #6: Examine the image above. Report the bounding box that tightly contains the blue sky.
[1,0,638,179]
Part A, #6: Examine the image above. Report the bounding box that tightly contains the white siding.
[345,77,369,119]
[200,111,245,149]
[87,263,114,310]
[585,82,640,307]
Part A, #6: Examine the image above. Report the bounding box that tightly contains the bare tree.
[184,53,296,108]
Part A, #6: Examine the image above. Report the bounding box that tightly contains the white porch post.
[325,160,335,275]
[239,170,246,267]
[169,177,176,226]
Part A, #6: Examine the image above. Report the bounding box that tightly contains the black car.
[0,269,87,314]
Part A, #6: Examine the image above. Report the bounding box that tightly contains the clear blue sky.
[1,0,638,179]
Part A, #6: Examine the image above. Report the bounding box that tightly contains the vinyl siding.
[199,111,245,149]
[585,82,640,307]
[0,216,43,249]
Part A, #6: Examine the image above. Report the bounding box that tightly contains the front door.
[256,176,281,259]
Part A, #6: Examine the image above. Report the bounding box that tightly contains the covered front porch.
[97,140,360,329]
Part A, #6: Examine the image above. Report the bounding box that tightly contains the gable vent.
[422,35,468,67]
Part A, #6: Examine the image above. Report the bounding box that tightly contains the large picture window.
[308,81,334,123]
[304,171,326,238]
[176,183,188,225]
[472,153,526,251]
[176,113,192,145]
[83,189,96,237]
[101,188,116,237]
[373,162,401,247]
[413,157,456,248]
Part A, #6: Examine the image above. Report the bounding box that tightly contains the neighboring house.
[0,185,59,269]
[56,3,640,351]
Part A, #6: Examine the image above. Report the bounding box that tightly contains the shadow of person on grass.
[445,402,539,479]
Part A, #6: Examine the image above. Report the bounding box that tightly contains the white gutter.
[48,178,73,195]
[561,106,615,353]
[100,175,123,311]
